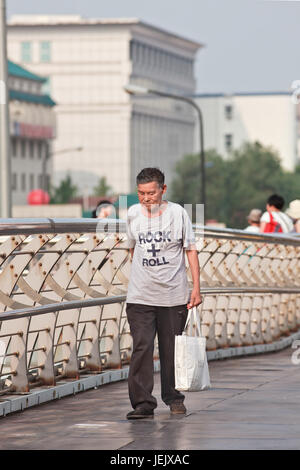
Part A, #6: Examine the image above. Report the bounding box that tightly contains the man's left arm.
[186,249,202,309]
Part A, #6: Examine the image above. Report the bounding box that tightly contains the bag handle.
[185,307,202,337]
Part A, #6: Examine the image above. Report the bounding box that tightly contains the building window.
[225,134,233,152]
[45,175,50,192]
[11,173,17,191]
[21,173,26,191]
[11,138,17,157]
[129,40,134,61]
[21,41,32,62]
[225,105,233,120]
[29,141,34,158]
[37,141,43,159]
[29,174,35,190]
[45,141,50,159]
[21,139,26,158]
[38,174,43,188]
[40,41,51,63]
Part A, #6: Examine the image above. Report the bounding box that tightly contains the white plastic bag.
[175,307,211,391]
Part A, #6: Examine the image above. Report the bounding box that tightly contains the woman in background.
[286,200,300,233]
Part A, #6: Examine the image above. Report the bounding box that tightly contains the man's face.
[137,181,167,209]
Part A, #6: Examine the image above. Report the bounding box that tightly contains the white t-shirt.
[244,225,260,233]
[126,201,196,307]
[260,211,294,233]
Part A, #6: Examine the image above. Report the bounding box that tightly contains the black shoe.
[126,407,154,420]
[169,400,187,415]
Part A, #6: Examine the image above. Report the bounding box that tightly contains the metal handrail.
[0,218,124,235]
[0,218,299,245]
[1,286,300,322]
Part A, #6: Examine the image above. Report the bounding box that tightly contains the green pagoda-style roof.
[7,60,55,106]
[8,59,47,83]
[9,89,56,107]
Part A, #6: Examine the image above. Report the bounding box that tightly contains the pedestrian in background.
[260,194,293,233]
[286,199,300,233]
[244,209,262,233]
[92,200,116,219]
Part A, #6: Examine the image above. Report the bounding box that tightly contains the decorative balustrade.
[0,218,299,396]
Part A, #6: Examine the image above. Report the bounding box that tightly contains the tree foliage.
[50,174,78,204]
[93,176,112,197]
[170,142,300,228]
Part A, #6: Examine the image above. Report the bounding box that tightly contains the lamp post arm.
[147,89,205,209]
[49,146,83,157]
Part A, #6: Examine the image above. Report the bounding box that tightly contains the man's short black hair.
[136,168,165,188]
[267,194,285,210]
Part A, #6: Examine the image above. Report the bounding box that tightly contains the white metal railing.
[0,218,299,395]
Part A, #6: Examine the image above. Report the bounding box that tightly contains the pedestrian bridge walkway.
[1,346,299,450]
[0,219,299,451]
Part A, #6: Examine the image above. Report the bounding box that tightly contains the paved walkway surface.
[0,347,299,450]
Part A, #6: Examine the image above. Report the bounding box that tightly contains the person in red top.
[260,194,293,233]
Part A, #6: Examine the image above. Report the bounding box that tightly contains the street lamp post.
[0,0,11,217]
[124,84,205,210]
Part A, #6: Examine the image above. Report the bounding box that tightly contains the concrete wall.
[12,204,82,218]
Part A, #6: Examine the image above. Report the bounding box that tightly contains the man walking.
[126,167,202,419]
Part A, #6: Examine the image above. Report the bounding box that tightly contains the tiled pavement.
[0,346,299,450]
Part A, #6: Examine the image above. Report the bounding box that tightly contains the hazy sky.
[6,0,300,93]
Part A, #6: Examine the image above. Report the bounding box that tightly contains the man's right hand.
[187,289,202,309]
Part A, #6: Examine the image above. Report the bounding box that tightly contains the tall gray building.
[7,15,202,195]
